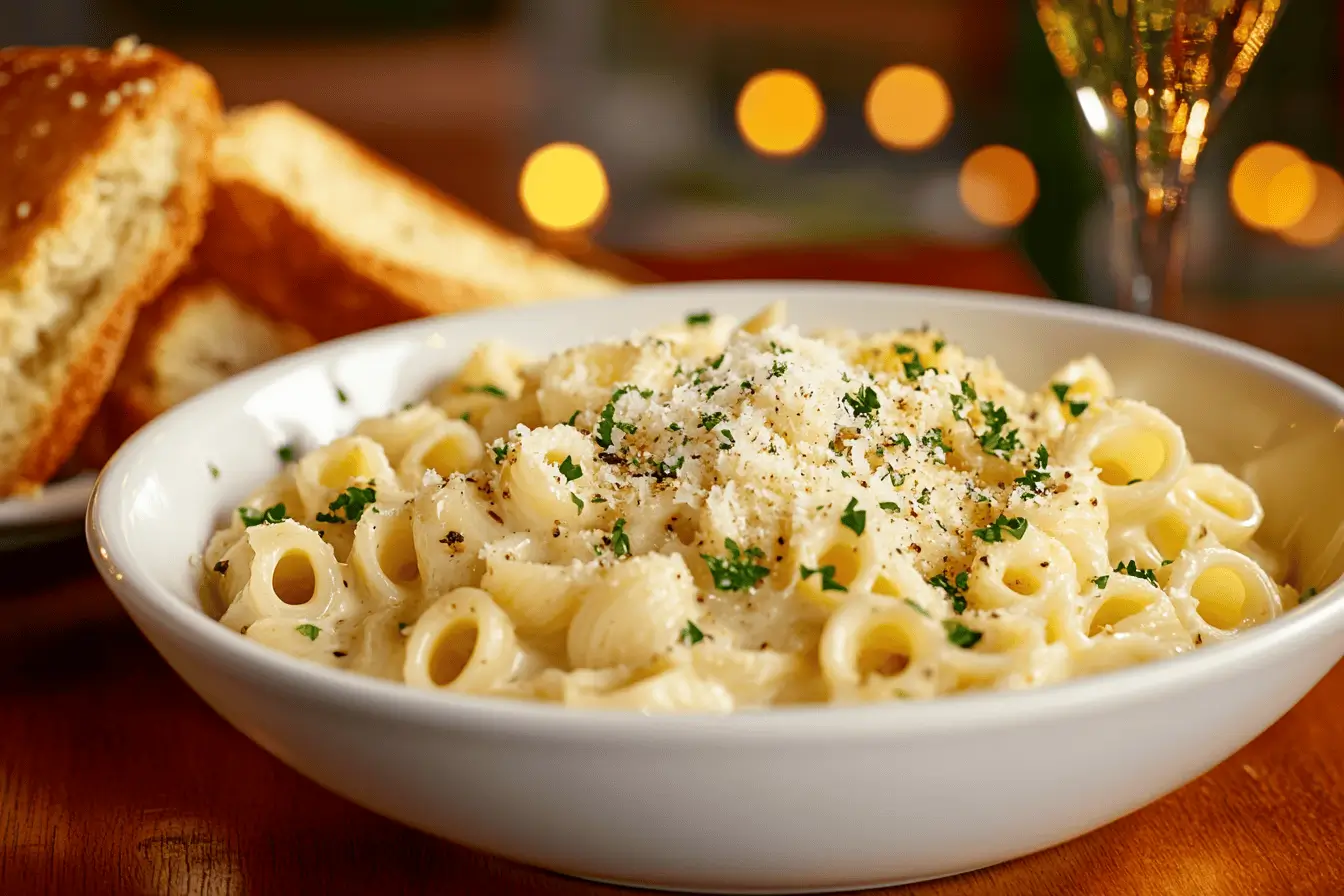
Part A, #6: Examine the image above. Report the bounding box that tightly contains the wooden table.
[4,245,1342,896]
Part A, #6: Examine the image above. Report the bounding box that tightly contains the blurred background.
[5,0,1341,312]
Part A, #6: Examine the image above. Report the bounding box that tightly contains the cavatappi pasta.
[202,304,1301,712]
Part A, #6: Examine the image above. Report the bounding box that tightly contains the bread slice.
[82,273,313,457]
[0,39,220,495]
[197,102,625,341]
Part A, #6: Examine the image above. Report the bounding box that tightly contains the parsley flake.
[702,539,770,592]
[295,624,321,641]
[879,501,900,512]
[700,412,726,432]
[893,433,912,450]
[929,571,970,614]
[686,311,713,326]
[904,598,931,617]
[1092,575,1110,589]
[921,427,952,459]
[277,443,296,463]
[1114,559,1158,586]
[492,443,509,464]
[570,492,585,512]
[977,401,1021,459]
[610,518,631,557]
[800,564,847,592]
[467,384,507,398]
[768,360,789,378]
[973,514,1029,542]
[335,387,348,404]
[208,463,220,479]
[239,503,286,527]
[315,487,376,524]
[566,410,580,426]
[840,498,866,536]
[558,455,583,482]
[679,620,705,645]
[842,385,881,423]
[944,621,982,648]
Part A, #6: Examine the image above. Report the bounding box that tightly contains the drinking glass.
[1034,0,1287,317]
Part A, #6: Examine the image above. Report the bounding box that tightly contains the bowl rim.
[87,280,1344,742]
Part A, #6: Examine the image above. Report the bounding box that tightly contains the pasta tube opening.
[1190,567,1248,630]
[377,514,421,585]
[272,551,317,605]
[1091,430,1167,487]
[428,622,479,687]
[856,621,912,679]
[1088,593,1154,636]
[319,446,375,489]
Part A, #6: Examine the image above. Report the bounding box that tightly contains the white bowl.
[87,283,1344,894]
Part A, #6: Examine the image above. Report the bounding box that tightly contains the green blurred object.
[109,0,505,37]
[1010,1,1103,305]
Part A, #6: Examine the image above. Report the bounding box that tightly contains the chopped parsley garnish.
[212,560,229,575]
[277,443,296,463]
[768,360,788,378]
[208,463,220,479]
[467,384,507,398]
[610,518,630,557]
[944,620,983,648]
[558,455,583,482]
[973,514,1029,542]
[686,311,713,326]
[893,433,912,450]
[977,401,1021,459]
[1114,559,1158,586]
[904,598,931,617]
[239,503,286,527]
[566,410,580,426]
[901,355,926,380]
[800,564,847,592]
[933,338,946,353]
[335,387,348,404]
[700,412,726,432]
[921,427,952,459]
[1092,575,1110,589]
[704,384,726,400]
[879,501,900,512]
[570,492,585,512]
[315,486,376,524]
[1035,445,1049,468]
[1302,587,1319,601]
[595,387,641,448]
[652,455,685,480]
[295,624,321,641]
[950,376,977,419]
[717,429,735,449]
[929,571,970,614]
[702,539,769,592]
[918,488,931,506]
[1051,382,1088,417]
[679,620,705,645]
[1015,466,1051,493]
[842,385,881,423]
[709,353,726,370]
[492,443,509,464]
[840,497,866,536]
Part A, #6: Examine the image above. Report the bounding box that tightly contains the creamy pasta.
[202,304,1299,712]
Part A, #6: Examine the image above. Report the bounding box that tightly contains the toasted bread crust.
[198,102,624,341]
[199,175,505,341]
[0,42,220,494]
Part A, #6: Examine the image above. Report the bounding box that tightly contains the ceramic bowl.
[87,283,1344,893]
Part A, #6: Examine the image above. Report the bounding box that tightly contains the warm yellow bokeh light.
[519,142,610,231]
[1228,142,1316,232]
[958,145,1038,227]
[735,70,825,158]
[865,65,953,151]
[1282,163,1344,247]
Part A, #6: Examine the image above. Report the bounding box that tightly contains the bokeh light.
[1228,142,1316,232]
[519,142,610,232]
[865,65,953,151]
[735,70,825,158]
[1281,164,1344,247]
[958,145,1038,227]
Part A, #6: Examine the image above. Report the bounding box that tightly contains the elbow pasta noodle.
[204,306,1301,712]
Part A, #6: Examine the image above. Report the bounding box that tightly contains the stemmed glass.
[1034,0,1287,317]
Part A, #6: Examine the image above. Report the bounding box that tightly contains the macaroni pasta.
[202,305,1297,711]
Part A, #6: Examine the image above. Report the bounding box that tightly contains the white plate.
[86,283,1344,893]
[0,472,97,548]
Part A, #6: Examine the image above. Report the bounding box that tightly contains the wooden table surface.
[3,244,1342,896]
